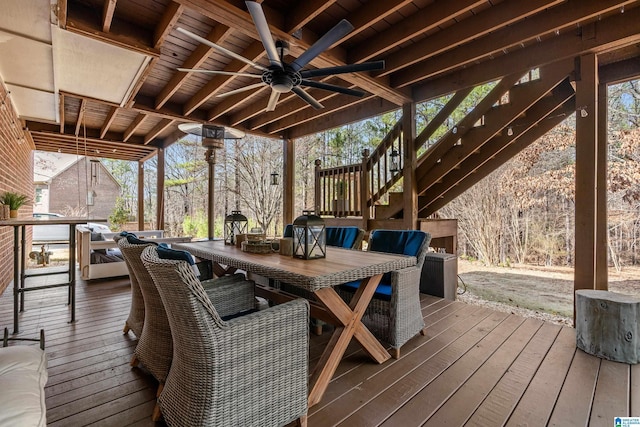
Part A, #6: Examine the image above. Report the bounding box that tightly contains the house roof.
[2,0,639,161]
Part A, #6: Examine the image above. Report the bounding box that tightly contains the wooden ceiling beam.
[123,113,148,142]
[266,94,371,135]
[243,78,351,130]
[337,0,414,45]
[183,40,265,115]
[66,3,160,57]
[412,7,640,103]
[392,0,636,87]
[27,121,149,147]
[134,95,208,122]
[378,0,564,78]
[100,107,119,139]
[56,0,68,28]
[599,57,640,84]
[350,0,486,63]
[173,0,409,105]
[287,97,398,139]
[75,98,87,136]
[144,119,174,145]
[206,85,270,122]
[231,74,345,128]
[59,94,65,134]
[285,0,337,34]
[157,24,233,109]
[102,0,117,33]
[154,2,185,49]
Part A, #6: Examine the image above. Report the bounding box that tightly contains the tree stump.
[576,290,640,364]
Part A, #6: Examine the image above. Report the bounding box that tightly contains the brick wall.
[0,84,34,295]
[49,160,120,220]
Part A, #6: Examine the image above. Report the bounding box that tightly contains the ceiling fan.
[176,1,384,112]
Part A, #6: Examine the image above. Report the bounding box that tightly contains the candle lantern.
[389,149,400,173]
[224,210,248,245]
[292,210,326,260]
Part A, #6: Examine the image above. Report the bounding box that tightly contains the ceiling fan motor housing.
[262,67,302,93]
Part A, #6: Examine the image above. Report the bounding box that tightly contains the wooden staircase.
[315,60,576,228]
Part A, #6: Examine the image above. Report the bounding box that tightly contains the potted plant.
[0,191,29,218]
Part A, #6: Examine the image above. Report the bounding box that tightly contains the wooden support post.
[361,149,370,231]
[596,83,608,290]
[314,159,321,215]
[574,53,598,297]
[283,138,294,225]
[402,102,417,230]
[206,148,216,240]
[137,161,144,230]
[156,147,165,230]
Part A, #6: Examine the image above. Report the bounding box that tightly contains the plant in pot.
[0,191,29,218]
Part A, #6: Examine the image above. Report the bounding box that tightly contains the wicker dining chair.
[114,234,145,338]
[336,230,432,359]
[141,246,309,427]
[117,238,252,421]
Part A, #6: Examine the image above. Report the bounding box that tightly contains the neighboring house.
[34,153,121,219]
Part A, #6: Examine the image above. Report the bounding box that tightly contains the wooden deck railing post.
[314,159,322,215]
[402,103,417,230]
[361,149,370,230]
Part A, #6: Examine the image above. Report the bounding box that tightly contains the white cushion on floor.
[0,346,48,427]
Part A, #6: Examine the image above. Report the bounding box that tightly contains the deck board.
[0,273,637,426]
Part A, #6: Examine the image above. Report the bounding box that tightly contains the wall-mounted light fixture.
[390,149,400,173]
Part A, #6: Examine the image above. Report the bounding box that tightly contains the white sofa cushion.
[0,346,48,427]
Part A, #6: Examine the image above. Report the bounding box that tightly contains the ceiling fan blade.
[245,1,283,69]
[292,87,323,109]
[300,80,365,97]
[300,61,385,78]
[290,19,354,72]
[216,82,265,98]
[266,90,280,112]
[176,27,268,72]
[178,69,261,78]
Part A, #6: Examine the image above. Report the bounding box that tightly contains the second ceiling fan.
[177,1,384,112]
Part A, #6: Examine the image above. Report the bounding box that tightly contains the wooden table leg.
[308,274,391,406]
[211,261,237,277]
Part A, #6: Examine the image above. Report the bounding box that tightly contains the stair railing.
[314,120,404,218]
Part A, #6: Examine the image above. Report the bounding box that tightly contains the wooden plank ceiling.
[24,0,640,161]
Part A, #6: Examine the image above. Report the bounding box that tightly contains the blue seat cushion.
[326,227,360,248]
[340,230,427,300]
[119,231,157,246]
[283,224,293,238]
[340,280,392,301]
[157,244,195,265]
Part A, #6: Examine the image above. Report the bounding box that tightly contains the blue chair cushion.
[368,230,427,257]
[340,280,392,301]
[157,244,203,278]
[326,227,360,249]
[283,224,293,238]
[340,230,427,300]
[157,244,194,265]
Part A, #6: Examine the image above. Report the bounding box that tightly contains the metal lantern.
[224,210,248,245]
[292,210,326,260]
[389,149,400,173]
[270,171,279,186]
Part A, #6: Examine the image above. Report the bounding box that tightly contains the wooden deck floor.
[0,270,638,426]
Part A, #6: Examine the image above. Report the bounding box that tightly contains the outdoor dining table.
[174,240,417,406]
